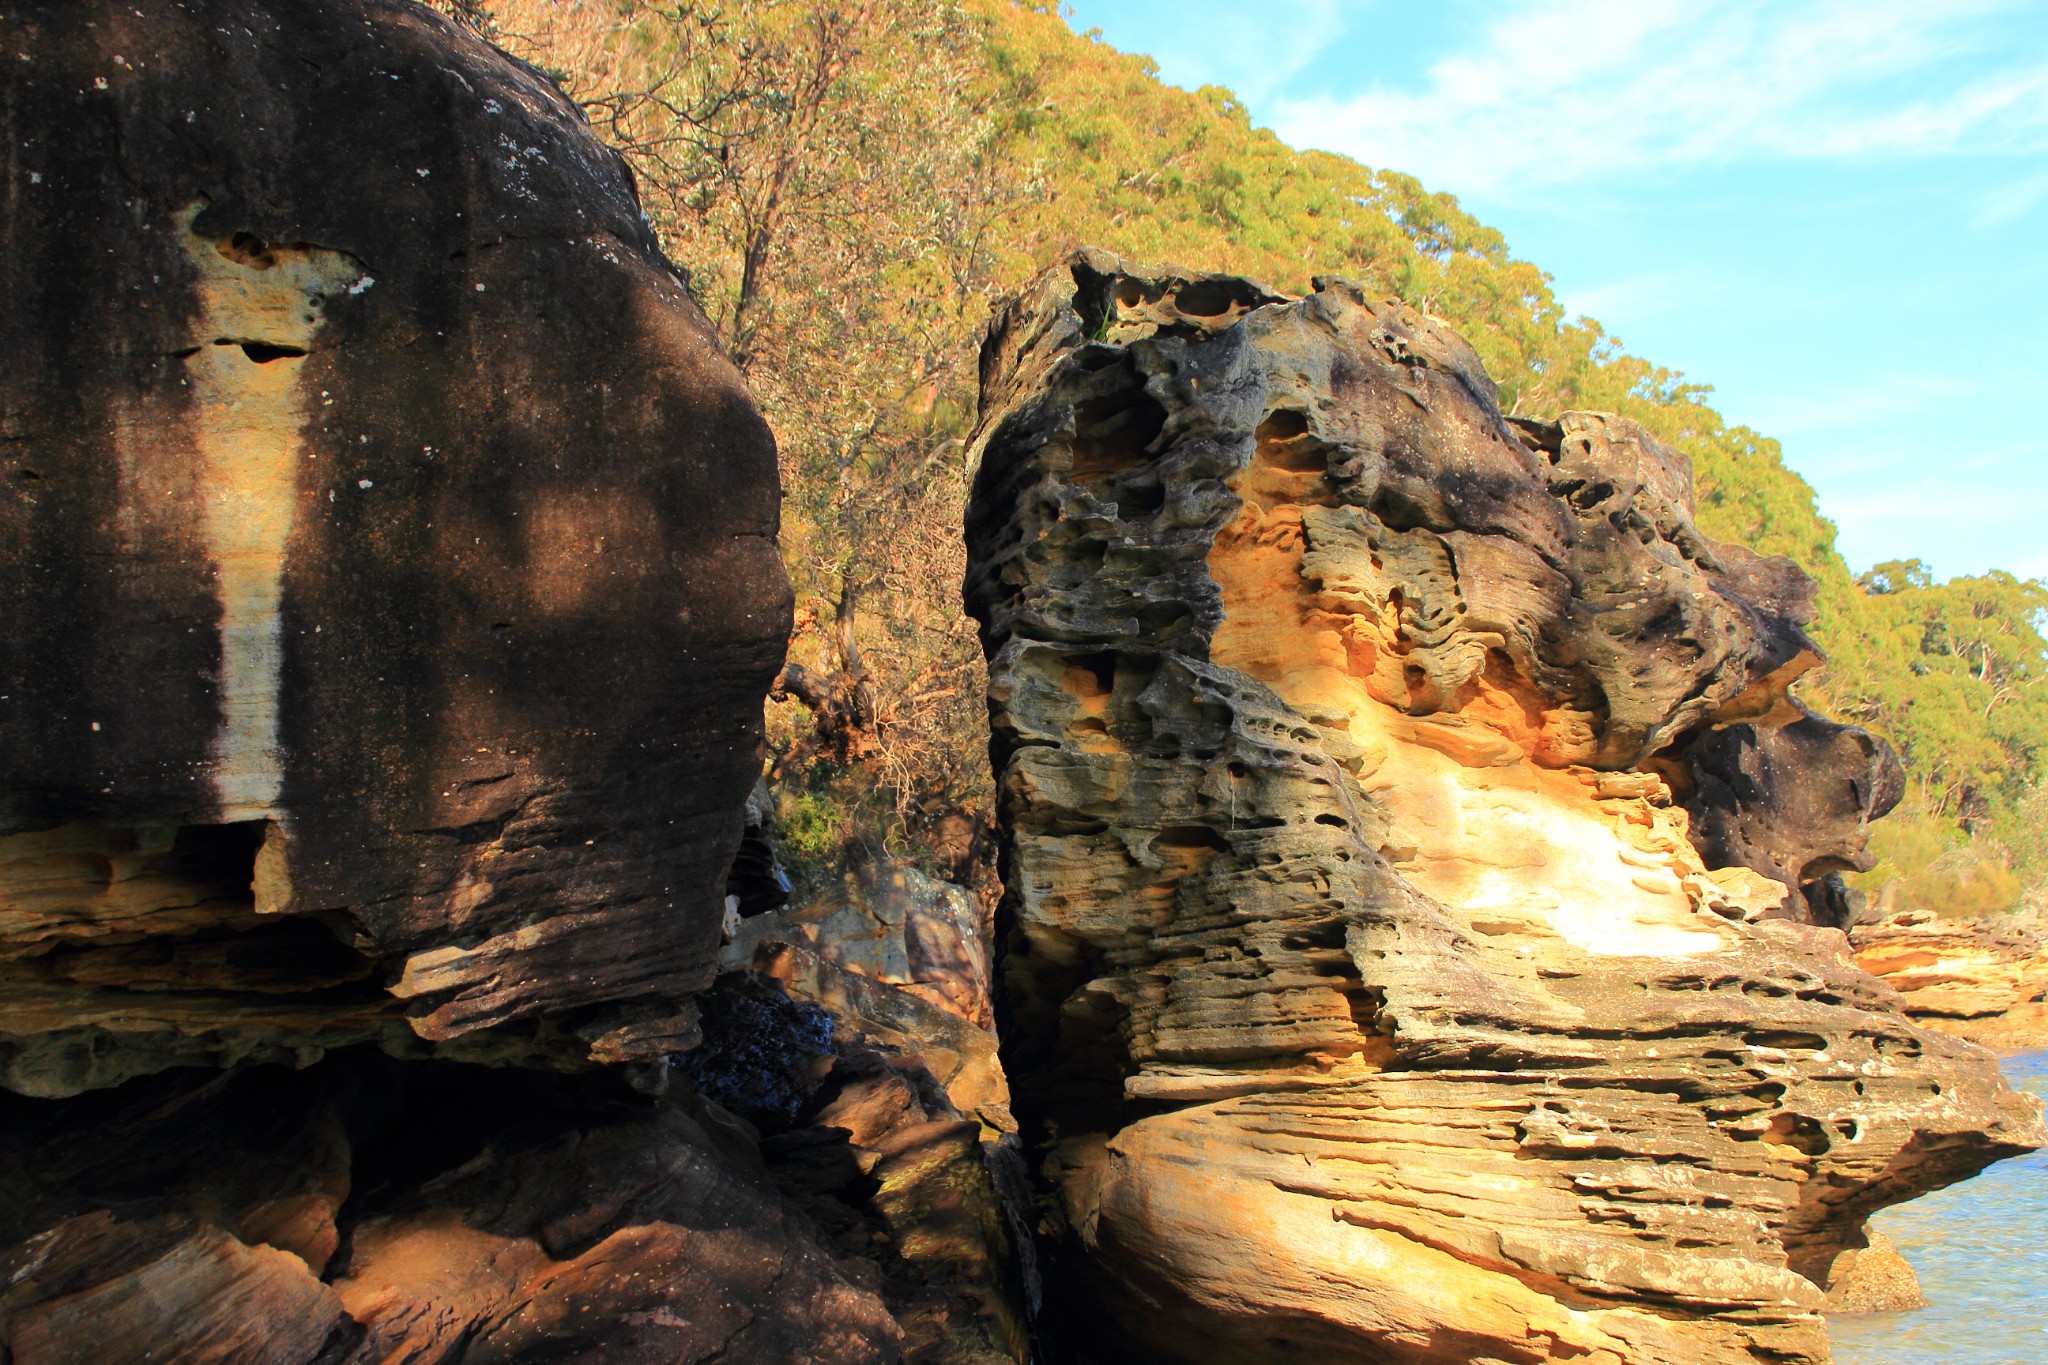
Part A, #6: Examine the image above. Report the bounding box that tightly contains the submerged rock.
[1820,1228,1927,1315]
[964,251,2044,1364]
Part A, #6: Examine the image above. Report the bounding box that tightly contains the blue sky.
[1061,0,2048,582]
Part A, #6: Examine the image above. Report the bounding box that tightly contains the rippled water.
[1829,1048,2048,1365]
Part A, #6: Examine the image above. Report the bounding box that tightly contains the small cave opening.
[1368,482,1436,533]
[1255,408,1331,476]
[170,819,269,898]
[215,231,279,270]
[1762,1112,1832,1157]
[1508,415,1565,457]
[1061,651,1119,701]
[1173,277,1265,320]
[1068,391,1167,483]
[1150,824,1229,853]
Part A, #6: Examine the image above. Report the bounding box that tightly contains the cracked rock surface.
[964,251,2043,1364]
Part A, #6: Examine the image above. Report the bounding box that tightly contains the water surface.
[1829,1048,2048,1365]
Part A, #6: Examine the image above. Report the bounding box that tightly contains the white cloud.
[1978,166,2048,224]
[1735,373,1994,442]
[1816,444,2048,581]
[1266,0,2048,199]
[1552,271,1684,327]
[1081,0,1351,107]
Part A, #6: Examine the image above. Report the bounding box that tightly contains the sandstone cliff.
[1853,911,2048,1050]
[0,3,1018,1360]
[964,251,2044,1364]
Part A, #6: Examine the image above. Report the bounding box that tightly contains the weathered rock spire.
[965,250,2042,1364]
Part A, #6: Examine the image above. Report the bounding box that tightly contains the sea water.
[1829,1048,2048,1365]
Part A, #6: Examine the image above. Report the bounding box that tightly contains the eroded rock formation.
[964,251,2044,1364]
[1680,715,1904,928]
[1853,912,2048,1050]
[2,0,789,1091]
[0,3,1020,1360]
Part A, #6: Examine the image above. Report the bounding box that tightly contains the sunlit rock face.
[964,251,2044,1364]
[0,0,791,1094]
[1853,912,2048,1050]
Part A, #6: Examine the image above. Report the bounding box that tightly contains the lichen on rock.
[964,250,2044,1364]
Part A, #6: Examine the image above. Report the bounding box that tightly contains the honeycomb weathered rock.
[965,250,2042,1364]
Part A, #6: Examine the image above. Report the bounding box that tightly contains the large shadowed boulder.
[0,3,1000,1362]
[0,0,791,1090]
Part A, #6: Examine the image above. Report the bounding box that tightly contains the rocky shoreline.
[0,5,2040,1362]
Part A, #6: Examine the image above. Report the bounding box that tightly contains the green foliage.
[483,0,1011,867]
[1826,572,2048,817]
[1855,813,2026,919]
[467,0,2044,905]
[1820,569,2048,914]
[776,786,847,881]
[1997,787,2048,913]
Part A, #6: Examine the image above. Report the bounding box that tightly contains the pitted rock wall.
[964,251,2042,1364]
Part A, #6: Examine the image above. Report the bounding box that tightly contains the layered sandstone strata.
[1853,912,2048,1050]
[965,252,2043,1364]
[0,3,1020,1361]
